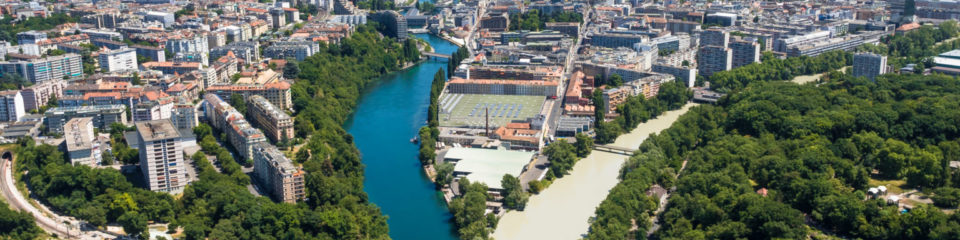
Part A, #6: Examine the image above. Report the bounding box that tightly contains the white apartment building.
[0,90,25,122]
[63,117,100,166]
[137,119,187,193]
[98,47,138,73]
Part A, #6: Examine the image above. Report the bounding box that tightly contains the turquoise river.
[343,33,459,240]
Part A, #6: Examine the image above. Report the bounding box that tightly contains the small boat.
[410,136,420,144]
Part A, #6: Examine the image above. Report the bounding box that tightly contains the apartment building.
[730,37,761,68]
[44,105,127,133]
[205,81,293,110]
[247,95,294,143]
[21,79,65,111]
[263,41,320,61]
[0,90,25,122]
[170,101,198,130]
[853,52,888,80]
[0,54,83,83]
[137,119,187,193]
[252,143,305,203]
[700,28,730,47]
[63,117,99,166]
[202,94,267,160]
[697,45,733,77]
[98,47,138,73]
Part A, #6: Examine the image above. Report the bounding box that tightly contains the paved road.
[2,156,115,239]
[1,158,74,238]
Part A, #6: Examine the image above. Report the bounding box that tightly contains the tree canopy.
[587,71,960,240]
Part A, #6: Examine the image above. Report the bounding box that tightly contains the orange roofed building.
[206,81,293,110]
[492,122,543,150]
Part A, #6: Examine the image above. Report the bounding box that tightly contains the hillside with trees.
[11,23,420,240]
[587,71,960,239]
[0,201,43,239]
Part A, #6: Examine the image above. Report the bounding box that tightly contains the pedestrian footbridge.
[592,145,636,156]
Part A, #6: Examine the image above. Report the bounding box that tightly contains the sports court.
[438,94,545,128]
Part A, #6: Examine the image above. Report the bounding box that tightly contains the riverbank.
[492,102,697,240]
[348,33,460,240]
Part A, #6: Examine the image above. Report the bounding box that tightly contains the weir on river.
[343,33,459,240]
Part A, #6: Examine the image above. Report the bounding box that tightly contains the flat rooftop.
[438,94,545,129]
[935,56,960,68]
[446,147,534,189]
[939,49,960,60]
[64,117,94,151]
[136,119,181,142]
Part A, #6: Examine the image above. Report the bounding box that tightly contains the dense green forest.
[509,10,583,32]
[12,24,419,240]
[0,14,78,44]
[0,201,43,239]
[587,71,960,239]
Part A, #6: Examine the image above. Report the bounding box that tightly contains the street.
[0,157,98,239]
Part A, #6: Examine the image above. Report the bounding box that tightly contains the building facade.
[170,102,198,130]
[369,11,408,42]
[591,33,648,49]
[98,47,138,73]
[263,41,319,61]
[0,90,25,122]
[205,81,293,110]
[63,117,99,166]
[44,105,127,133]
[137,119,187,193]
[700,28,729,47]
[0,54,83,83]
[853,52,888,80]
[697,45,732,77]
[252,143,305,203]
[21,79,65,111]
[247,95,294,143]
[446,78,559,97]
[730,37,761,68]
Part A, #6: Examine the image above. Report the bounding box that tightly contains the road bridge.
[421,52,451,59]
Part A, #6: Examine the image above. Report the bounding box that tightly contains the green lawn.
[438,94,545,128]
[868,178,908,195]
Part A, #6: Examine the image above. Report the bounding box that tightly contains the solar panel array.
[439,94,464,114]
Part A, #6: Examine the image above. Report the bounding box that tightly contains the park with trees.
[587,70,960,240]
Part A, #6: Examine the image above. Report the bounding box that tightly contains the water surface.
[345,33,459,240]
